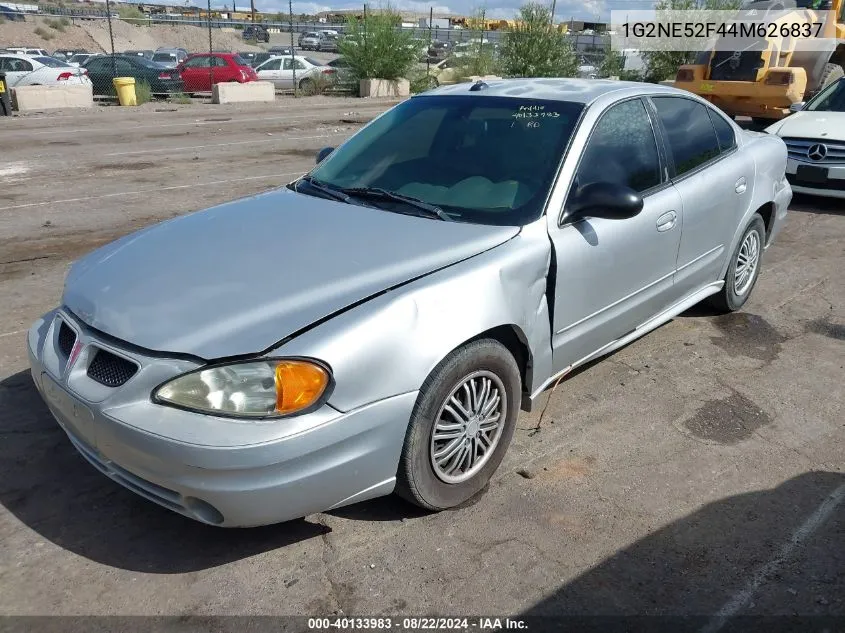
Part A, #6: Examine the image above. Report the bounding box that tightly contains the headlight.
[153,359,331,418]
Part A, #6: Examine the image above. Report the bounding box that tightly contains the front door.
[258,58,283,87]
[0,56,34,87]
[549,97,683,371]
[180,55,212,92]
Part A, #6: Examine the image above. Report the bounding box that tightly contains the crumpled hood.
[63,188,518,359]
[766,111,845,142]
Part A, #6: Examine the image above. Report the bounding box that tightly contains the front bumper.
[785,158,845,200]
[28,310,416,527]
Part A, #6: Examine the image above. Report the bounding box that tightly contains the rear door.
[648,96,753,295]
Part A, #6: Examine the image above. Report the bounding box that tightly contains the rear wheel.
[396,339,521,511]
[709,213,766,313]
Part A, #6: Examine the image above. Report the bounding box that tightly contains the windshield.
[806,79,845,112]
[308,95,583,226]
[69,54,90,63]
[34,56,71,67]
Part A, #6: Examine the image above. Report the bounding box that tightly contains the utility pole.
[105,0,115,77]
[250,0,255,22]
[207,0,213,88]
[289,0,297,97]
[550,0,557,25]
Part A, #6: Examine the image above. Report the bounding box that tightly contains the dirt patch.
[538,456,597,481]
[682,392,772,445]
[92,162,156,171]
[709,312,787,363]
[806,317,845,341]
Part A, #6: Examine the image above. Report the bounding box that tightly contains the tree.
[499,2,577,78]
[338,7,418,81]
[640,0,743,82]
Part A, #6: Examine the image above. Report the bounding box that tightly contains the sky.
[237,0,657,23]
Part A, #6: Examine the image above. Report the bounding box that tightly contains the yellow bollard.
[113,77,137,106]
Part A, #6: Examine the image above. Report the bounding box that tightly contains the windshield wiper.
[293,175,351,204]
[341,187,451,221]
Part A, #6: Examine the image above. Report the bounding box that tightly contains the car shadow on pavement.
[520,471,845,631]
[0,370,329,574]
[789,193,843,217]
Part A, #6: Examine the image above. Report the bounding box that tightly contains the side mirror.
[789,102,805,113]
[566,182,644,222]
[316,147,334,164]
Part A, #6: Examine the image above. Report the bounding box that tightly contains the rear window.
[232,55,249,66]
[153,53,177,62]
[305,57,323,66]
[34,56,70,68]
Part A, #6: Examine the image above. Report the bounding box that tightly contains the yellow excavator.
[674,0,845,122]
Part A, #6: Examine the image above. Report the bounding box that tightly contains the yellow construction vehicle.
[674,0,845,122]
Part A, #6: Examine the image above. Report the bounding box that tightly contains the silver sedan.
[28,79,792,527]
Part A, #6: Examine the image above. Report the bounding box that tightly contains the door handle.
[656,210,677,232]
[735,177,747,194]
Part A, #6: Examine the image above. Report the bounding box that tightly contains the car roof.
[424,78,691,105]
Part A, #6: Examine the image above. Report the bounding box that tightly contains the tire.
[299,78,314,92]
[395,339,521,511]
[709,214,766,313]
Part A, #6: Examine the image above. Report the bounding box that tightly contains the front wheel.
[396,339,521,511]
[709,214,765,313]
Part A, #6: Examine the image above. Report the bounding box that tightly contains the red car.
[177,53,258,92]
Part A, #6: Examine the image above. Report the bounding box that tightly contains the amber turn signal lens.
[274,361,329,414]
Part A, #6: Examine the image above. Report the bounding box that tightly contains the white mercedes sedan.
[766,77,845,199]
[253,55,334,91]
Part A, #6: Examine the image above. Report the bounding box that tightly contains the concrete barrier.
[359,79,410,98]
[11,84,93,112]
[212,81,275,104]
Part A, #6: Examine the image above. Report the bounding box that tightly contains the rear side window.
[708,109,737,152]
[652,97,721,176]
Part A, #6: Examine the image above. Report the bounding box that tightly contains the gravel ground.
[0,99,842,625]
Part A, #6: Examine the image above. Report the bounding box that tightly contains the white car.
[0,53,91,87]
[254,55,333,90]
[4,47,49,57]
[765,77,845,199]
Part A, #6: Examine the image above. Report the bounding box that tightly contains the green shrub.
[169,93,192,104]
[408,69,438,93]
[34,26,55,41]
[46,18,65,31]
[299,72,333,96]
[117,5,145,23]
[60,17,71,26]
[338,6,418,81]
[499,3,577,78]
[135,80,153,105]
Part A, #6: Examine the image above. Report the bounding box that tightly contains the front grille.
[709,50,764,81]
[57,321,76,357]
[87,348,138,387]
[783,137,845,165]
[786,173,845,191]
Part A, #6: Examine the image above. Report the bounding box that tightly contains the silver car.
[28,80,791,527]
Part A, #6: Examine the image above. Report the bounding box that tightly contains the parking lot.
[0,99,843,621]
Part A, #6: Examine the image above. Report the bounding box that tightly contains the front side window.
[652,97,721,176]
[806,78,845,112]
[572,99,662,195]
[308,95,583,226]
[183,56,209,68]
[260,59,282,71]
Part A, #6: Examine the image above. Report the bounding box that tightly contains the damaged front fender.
[273,220,555,413]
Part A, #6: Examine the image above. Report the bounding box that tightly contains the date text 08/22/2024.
[307,618,529,630]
